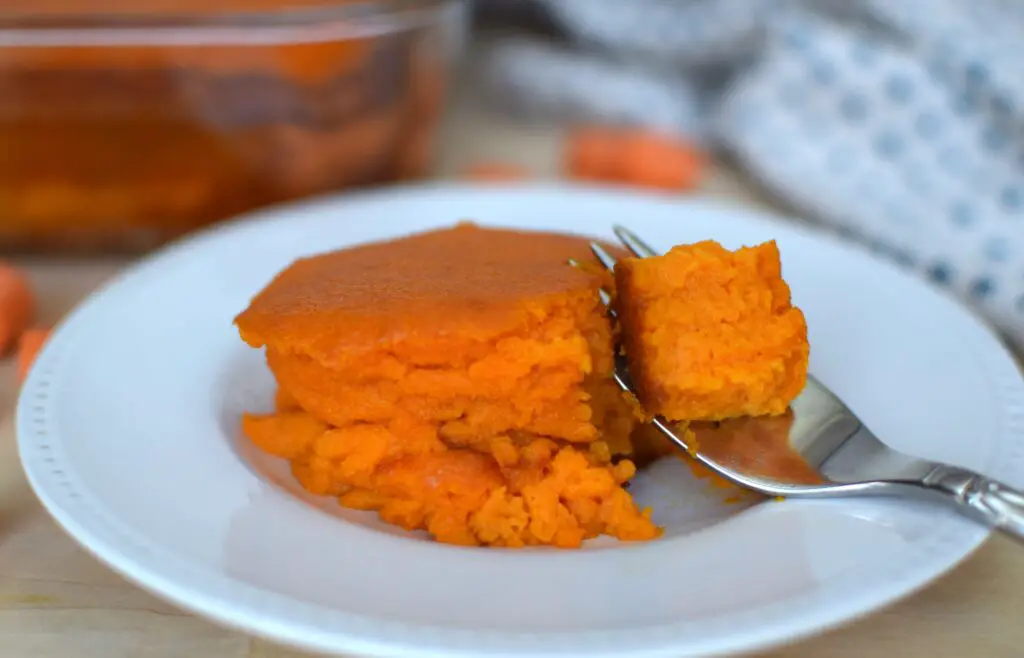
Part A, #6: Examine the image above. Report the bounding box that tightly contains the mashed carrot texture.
[615,239,809,421]
[243,406,652,547]
[235,223,659,547]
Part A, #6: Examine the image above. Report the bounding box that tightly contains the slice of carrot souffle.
[234,222,808,548]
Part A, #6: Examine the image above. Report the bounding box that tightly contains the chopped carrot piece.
[623,131,705,191]
[565,127,624,182]
[460,162,530,181]
[565,127,705,191]
[17,328,49,383]
[0,263,34,356]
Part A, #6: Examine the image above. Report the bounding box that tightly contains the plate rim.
[17,183,1024,657]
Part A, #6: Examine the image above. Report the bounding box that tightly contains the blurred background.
[0,0,1022,353]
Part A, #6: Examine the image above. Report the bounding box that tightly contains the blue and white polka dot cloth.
[477,0,1024,350]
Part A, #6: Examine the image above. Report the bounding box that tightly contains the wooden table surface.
[1,95,1023,658]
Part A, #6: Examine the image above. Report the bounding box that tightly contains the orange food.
[627,422,679,466]
[565,128,705,191]
[236,223,659,547]
[243,410,652,548]
[237,223,633,445]
[0,263,35,356]
[460,162,530,182]
[615,240,808,420]
[0,2,448,253]
[16,328,50,383]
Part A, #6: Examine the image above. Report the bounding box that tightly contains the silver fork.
[588,225,1024,544]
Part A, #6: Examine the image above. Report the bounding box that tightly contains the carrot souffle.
[235,223,809,548]
[614,240,809,421]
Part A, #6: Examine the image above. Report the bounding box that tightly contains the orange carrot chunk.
[0,263,34,356]
[565,127,624,182]
[623,131,705,191]
[565,127,705,191]
[17,328,49,383]
[460,162,530,182]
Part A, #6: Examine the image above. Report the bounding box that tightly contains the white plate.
[18,185,1024,658]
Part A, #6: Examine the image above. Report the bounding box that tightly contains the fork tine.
[589,242,618,273]
[612,225,659,258]
[568,256,616,316]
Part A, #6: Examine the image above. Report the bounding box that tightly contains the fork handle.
[923,465,1024,544]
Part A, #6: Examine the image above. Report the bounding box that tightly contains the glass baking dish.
[0,0,456,252]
